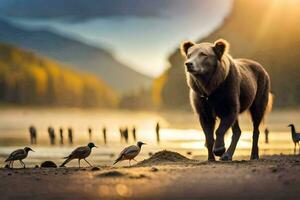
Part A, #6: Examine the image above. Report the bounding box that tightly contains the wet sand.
[0,151,300,200]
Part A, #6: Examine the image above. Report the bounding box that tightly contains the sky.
[0,0,233,77]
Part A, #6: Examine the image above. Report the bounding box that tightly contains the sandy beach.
[0,151,299,200]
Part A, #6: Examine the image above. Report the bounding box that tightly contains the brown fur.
[181,39,272,161]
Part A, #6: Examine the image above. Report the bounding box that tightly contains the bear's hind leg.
[221,120,241,161]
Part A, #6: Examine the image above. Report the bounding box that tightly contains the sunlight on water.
[0,109,297,167]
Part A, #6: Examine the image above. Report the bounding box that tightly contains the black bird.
[60,143,97,168]
[288,124,300,154]
[5,147,34,168]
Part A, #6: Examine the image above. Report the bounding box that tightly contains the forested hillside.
[155,0,300,109]
[0,19,152,93]
[0,43,118,107]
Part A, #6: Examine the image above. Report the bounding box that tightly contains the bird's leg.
[133,158,138,162]
[20,160,25,168]
[8,161,11,168]
[78,159,81,168]
[18,160,22,168]
[84,159,93,167]
[129,160,131,166]
[294,143,296,155]
[12,161,14,168]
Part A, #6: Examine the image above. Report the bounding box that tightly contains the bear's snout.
[185,62,195,72]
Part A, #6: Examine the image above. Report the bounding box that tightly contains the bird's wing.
[123,145,139,156]
[68,146,88,158]
[118,145,134,156]
[115,145,134,160]
[5,149,25,161]
[114,145,140,164]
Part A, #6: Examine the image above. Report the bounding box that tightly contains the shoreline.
[1,152,299,200]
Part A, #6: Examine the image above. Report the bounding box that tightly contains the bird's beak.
[31,150,35,152]
[143,143,147,145]
[95,146,98,148]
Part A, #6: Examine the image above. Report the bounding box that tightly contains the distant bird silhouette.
[29,125,37,144]
[88,127,92,141]
[132,126,137,142]
[5,147,34,168]
[114,141,146,166]
[59,127,64,145]
[102,127,107,144]
[264,128,269,144]
[156,122,160,143]
[48,126,55,145]
[288,124,300,154]
[68,127,73,144]
[124,127,129,143]
[60,143,97,168]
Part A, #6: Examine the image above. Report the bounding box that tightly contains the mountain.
[155,0,300,109]
[0,43,118,107]
[0,19,152,92]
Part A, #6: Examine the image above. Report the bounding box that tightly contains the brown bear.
[181,39,272,161]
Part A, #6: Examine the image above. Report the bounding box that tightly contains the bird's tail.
[113,156,122,165]
[60,157,71,167]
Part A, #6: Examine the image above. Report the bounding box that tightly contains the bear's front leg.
[198,112,216,161]
[213,112,237,157]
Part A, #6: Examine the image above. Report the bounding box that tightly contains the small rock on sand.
[150,167,158,172]
[270,167,278,173]
[91,167,100,171]
[41,161,57,168]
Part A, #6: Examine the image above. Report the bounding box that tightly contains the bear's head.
[180,39,229,75]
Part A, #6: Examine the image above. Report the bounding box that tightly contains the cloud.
[0,0,218,21]
[0,0,169,20]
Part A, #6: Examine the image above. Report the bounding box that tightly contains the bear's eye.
[200,52,207,56]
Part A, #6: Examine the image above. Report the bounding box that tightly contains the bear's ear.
[213,39,229,60]
[180,41,195,57]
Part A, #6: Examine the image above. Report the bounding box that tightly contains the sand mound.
[137,150,192,166]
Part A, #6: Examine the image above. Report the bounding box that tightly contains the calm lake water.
[0,108,299,167]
